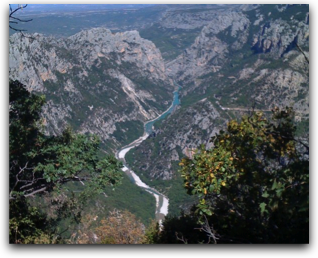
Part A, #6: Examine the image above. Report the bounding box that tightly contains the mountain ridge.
[9,4,309,217]
[9,27,174,152]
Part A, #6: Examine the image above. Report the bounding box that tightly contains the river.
[116,83,181,224]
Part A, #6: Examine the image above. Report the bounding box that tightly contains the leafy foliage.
[69,209,150,244]
[142,220,161,244]
[9,198,56,244]
[9,80,123,243]
[179,108,309,243]
[96,210,145,244]
[157,212,208,244]
[90,174,156,226]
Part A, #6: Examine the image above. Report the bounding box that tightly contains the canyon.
[9,4,309,219]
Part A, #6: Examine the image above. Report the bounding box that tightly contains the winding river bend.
[116,83,181,224]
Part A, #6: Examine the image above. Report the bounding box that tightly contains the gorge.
[116,83,181,222]
[9,4,309,226]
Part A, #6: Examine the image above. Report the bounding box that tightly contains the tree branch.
[73,176,86,186]
[9,4,28,18]
[10,16,33,23]
[9,25,27,32]
[24,187,48,198]
[175,232,188,244]
[10,161,32,196]
[194,216,219,244]
[19,178,45,190]
[9,4,34,38]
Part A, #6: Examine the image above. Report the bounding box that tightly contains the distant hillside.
[9,4,164,37]
[9,4,309,218]
[9,27,174,153]
[126,4,309,215]
[13,4,156,15]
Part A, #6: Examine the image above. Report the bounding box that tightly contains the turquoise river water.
[145,86,181,134]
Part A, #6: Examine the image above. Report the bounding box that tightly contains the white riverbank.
[118,133,149,159]
[117,130,170,219]
[120,165,169,216]
[115,84,182,222]
[144,99,175,124]
[160,196,169,215]
[146,189,159,212]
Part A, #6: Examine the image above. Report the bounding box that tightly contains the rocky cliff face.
[123,5,309,215]
[9,27,174,152]
[159,4,257,30]
[128,4,309,183]
[166,11,250,86]
[127,99,227,180]
[9,4,309,214]
[251,11,309,56]
[167,5,309,95]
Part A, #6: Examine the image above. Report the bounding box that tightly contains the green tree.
[9,80,123,243]
[179,108,309,243]
[9,5,122,244]
[96,209,145,244]
[142,220,161,244]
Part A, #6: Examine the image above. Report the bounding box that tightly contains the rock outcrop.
[129,4,309,183]
[9,28,174,152]
[166,11,250,87]
[251,16,309,56]
[128,99,227,180]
